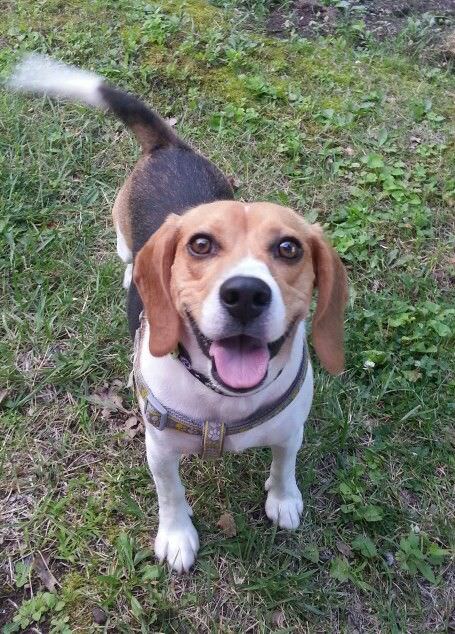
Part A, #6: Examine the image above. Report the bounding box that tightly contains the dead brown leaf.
[217,512,237,537]
[272,610,286,628]
[33,552,58,592]
[124,415,144,438]
[86,383,127,417]
[0,389,8,406]
[227,175,241,191]
[92,607,108,625]
[336,540,353,558]
[86,392,125,412]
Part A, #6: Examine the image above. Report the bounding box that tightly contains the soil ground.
[267,0,455,42]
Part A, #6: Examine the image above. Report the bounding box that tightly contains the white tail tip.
[7,53,105,108]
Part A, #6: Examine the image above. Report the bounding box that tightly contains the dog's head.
[134,201,348,394]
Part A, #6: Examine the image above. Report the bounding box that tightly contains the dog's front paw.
[265,487,303,530]
[155,517,199,573]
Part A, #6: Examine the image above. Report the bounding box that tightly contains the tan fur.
[134,201,348,373]
[308,225,348,374]
[133,214,181,356]
[111,155,154,249]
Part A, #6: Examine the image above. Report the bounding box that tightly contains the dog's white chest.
[136,321,314,457]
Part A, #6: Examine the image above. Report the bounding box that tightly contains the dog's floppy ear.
[309,226,348,375]
[133,214,180,356]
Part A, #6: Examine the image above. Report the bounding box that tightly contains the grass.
[0,0,454,631]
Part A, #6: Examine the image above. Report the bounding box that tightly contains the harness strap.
[202,421,226,459]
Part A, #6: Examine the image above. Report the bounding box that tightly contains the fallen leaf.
[384,551,395,566]
[125,415,139,427]
[86,393,122,411]
[124,416,144,438]
[166,116,178,127]
[217,512,237,537]
[272,610,286,628]
[86,386,126,414]
[227,175,241,191]
[0,389,8,406]
[410,135,421,145]
[33,552,58,592]
[336,540,353,558]
[319,548,333,562]
[92,607,108,625]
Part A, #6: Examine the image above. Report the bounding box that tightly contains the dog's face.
[134,201,348,393]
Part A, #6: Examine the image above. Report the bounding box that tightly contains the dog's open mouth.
[185,310,295,392]
[209,335,270,390]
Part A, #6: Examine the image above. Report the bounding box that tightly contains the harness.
[133,315,309,459]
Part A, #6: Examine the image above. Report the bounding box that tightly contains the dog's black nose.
[220,276,272,323]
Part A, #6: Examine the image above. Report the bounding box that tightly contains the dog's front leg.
[265,426,304,530]
[145,427,199,573]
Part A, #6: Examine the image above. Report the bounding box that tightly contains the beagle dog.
[9,55,348,573]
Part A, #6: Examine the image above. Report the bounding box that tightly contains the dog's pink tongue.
[210,336,269,389]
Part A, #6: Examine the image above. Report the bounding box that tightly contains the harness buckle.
[201,420,226,460]
[145,393,168,431]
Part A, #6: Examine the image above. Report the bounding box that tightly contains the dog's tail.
[7,54,182,153]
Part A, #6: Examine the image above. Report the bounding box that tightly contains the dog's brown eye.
[188,234,214,256]
[277,239,302,261]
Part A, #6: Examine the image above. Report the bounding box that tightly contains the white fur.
[145,431,199,573]
[200,256,286,344]
[138,319,313,572]
[7,54,106,108]
[122,264,133,290]
[115,226,133,289]
[116,227,132,263]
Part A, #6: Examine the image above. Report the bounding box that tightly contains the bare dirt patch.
[267,1,337,38]
[267,0,455,41]
[0,590,25,630]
